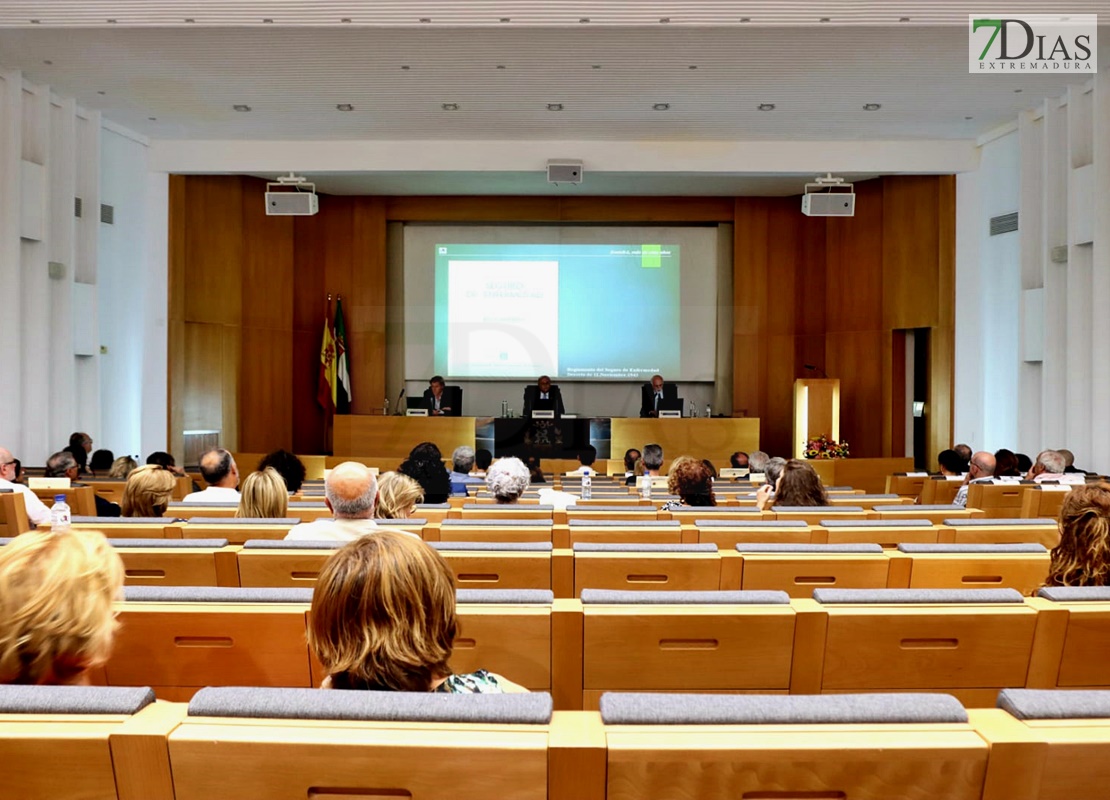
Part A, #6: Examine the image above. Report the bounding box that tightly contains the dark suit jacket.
[422,386,462,416]
[523,385,565,418]
[640,382,678,417]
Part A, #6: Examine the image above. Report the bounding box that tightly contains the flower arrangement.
[804,434,850,459]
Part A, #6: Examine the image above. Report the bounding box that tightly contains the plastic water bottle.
[50,494,71,530]
[383,397,389,416]
[705,403,712,418]
[640,474,653,499]
[581,471,592,500]
[689,401,696,418]
[501,400,508,417]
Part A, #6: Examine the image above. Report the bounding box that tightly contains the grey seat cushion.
[568,520,679,528]
[185,517,301,525]
[573,543,716,553]
[776,506,865,513]
[442,520,551,527]
[600,692,967,724]
[462,504,554,511]
[998,688,1110,720]
[188,686,552,723]
[897,543,1047,554]
[1037,586,1110,602]
[814,588,1024,604]
[580,589,789,605]
[696,519,806,527]
[456,589,554,604]
[123,586,314,603]
[820,519,932,527]
[430,541,554,552]
[673,507,762,514]
[0,685,155,715]
[944,518,1056,526]
[567,505,658,512]
[107,538,230,548]
[243,539,341,549]
[71,516,169,524]
[736,543,883,553]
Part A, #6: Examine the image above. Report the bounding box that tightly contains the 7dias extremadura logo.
[969,15,1096,73]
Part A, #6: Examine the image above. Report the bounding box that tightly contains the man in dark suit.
[640,374,677,417]
[523,375,565,418]
[422,375,460,416]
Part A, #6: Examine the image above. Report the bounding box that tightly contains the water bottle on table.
[50,494,71,530]
[640,474,652,500]
[581,471,592,500]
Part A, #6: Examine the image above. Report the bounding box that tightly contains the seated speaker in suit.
[422,375,461,416]
[523,375,565,418]
[640,374,678,417]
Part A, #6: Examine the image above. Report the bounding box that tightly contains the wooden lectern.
[793,379,840,459]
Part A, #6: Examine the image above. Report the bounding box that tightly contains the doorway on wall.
[893,328,930,471]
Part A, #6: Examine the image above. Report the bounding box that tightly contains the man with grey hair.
[448,445,483,496]
[748,450,771,476]
[1027,450,1073,483]
[182,448,240,503]
[0,445,50,525]
[641,444,664,477]
[286,461,416,541]
[763,456,787,490]
[45,450,120,517]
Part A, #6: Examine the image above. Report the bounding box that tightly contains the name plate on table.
[658,410,682,419]
[532,409,555,419]
[720,468,750,479]
[29,477,71,489]
[406,408,429,417]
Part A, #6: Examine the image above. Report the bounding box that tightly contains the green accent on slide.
[641,244,662,268]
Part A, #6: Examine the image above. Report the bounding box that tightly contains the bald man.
[285,461,417,541]
[0,446,51,526]
[953,450,996,508]
[182,448,240,503]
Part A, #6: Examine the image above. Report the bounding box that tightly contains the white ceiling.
[0,2,1102,194]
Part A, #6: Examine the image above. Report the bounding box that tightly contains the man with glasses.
[0,446,50,525]
[953,451,996,508]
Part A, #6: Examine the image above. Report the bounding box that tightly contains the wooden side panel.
[883,176,941,331]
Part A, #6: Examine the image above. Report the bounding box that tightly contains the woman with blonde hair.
[120,463,177,517]
[309,531,525,693]
[108,455,138,480]
[1045,483,1110,587]
[0,530,124,685]
[375,471,424,519]
[236,467,289,518]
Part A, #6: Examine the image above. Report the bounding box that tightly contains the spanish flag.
[317,298,336,412]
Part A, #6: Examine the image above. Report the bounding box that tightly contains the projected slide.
[434,243,680,380]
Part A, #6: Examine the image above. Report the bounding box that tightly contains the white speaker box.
[802,193,855,217]
[266,192,319,216]
[547,161,583,184]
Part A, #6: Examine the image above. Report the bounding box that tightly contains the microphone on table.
[394,387,406,416]
[804,364,829,378]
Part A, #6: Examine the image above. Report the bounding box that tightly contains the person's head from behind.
[451,446,475,474]
[774,459,829,507]
[577,445,597,468]
[730,451,749,469]
[89,449,115,474]
[45,450,79,480]
[1016,452,1033,474]
[236,467,289,518]
[623,448,641,473]
[69,432,93,454]
[1046,483,1110,587]
[486,457,530,503]
[325,462,378,519]
[994,448,1020,477]
[969,451,996,480]
[666,456,716,507]
[1058,448,1077,469]
[0,530,123,685]
[474,449,493,472]
[748,450,771,474]
[1031,449,1067,479]
[937,449,968,476]
[199,448,238,488]
[954,443,973,463]
[146,451,176,469]
[258,449,307,494]
[409,441,442,463]
[108,455,138,480]
[764,456,787,489]
[641,443,664,474]
[375,471,424,519]
[308,532,456,691]
[121,464,176,517]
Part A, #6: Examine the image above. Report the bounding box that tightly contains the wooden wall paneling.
[291,330,325,454]
[240,177,294,330]
[349,197,387,414]
[825,178,884,333]
[890,329,907,459]
[168,175,188,460]
[182,176,244,326]
[383,196,736,223]
[883,176,941,330]
[239,328,293,453]
[386,196,562,222]
[825,330,887,458]
[732,199,770,425]
[292,211,329,453]
[559,196,735,223]
[183,323,229,437]
[929,175,957,465]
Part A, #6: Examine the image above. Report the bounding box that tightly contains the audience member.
[308,532,525,692]
[953,443,973,463]
[937,449,968,476]
[953,451,996,508]
[758,459,829,510]
[641,444,664,477]
[399,442,450,504]
[730,451,750,470]
[1027,450,1070,483]
[182,449,240,503]
[45,450,120,517]
[9,458,22,484]
[88,448,115,475]
[1044,483,1110,587]
[622,448,641,485]
[764,456,787,490]
[1058,448,1087,475]
[0,445,50,525]
[448,446,483,496]
[285,462,413,542]
[0,530,124,685]
[661,456,716,511]
[473,449,493,475]
[486,457,530,503]
[702,459,718,480]
[236,467,289,518]
[566,445,597,477]
[1016,452,1033,474]
[121,464,177,517]
[994,448,1021,478]
[146,451,187,477]
[748,450,771,476]
[526,456,546,484]
[108,455,138,480]
[375,472,424,519]
[258,449,307,494]
[64,432,93,475]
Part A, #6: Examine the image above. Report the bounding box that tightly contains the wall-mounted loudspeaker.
[547,160,583,184]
